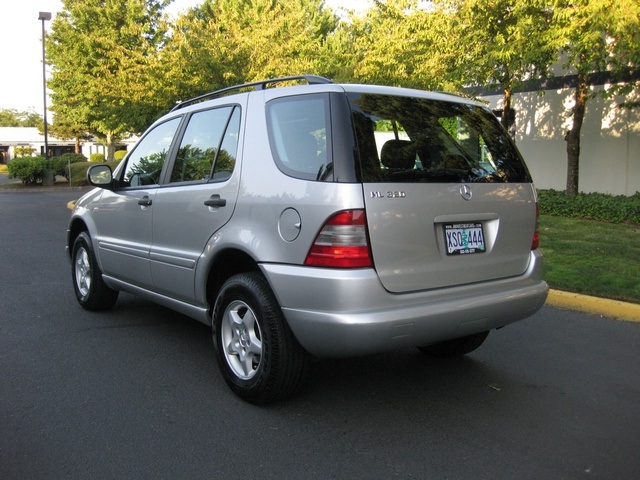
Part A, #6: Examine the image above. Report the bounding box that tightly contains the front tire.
[212,272,308,404]
[71,231,119,311]
[418,331,489,358]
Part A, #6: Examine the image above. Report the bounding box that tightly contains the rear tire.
[212,272,308,404]
[71,231,119,311]
[418,331,489,358]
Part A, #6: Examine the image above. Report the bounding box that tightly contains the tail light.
[532,202,540,250]
[305,210,373,268]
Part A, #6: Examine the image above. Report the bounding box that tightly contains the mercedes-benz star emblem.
[460,185,472,201]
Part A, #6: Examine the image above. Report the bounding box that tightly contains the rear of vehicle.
[259,85,547,358]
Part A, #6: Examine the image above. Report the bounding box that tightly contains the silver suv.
[68,76,548,404]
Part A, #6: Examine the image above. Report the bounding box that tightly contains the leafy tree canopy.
[160,0,338,102]
[0,109,43,128]
[47,0,172,160]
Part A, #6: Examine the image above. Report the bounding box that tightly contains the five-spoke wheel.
[212,272,308,404]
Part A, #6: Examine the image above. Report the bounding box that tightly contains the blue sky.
[0,0,370,115]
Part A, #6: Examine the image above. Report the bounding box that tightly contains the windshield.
[347,93,531,183]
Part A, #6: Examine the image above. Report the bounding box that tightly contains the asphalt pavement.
[1,186,639,480]
[0,172,17,185]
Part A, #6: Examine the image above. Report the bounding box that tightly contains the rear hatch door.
[346,89,537,293]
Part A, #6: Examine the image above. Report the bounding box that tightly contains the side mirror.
[87,164,113,188]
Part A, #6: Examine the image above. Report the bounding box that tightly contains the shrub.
[114,150,128,161]
[7,156,47,185]
[538,189,640,225]
[90,153,106,163]
[50,153,87,179]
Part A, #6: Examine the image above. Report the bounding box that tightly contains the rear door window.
[347,93,531,183]
[266,94,332,181]
[170,106,239,184]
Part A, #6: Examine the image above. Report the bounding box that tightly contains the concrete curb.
[546,290,640,323]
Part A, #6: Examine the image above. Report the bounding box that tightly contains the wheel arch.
[203,248,263,315]
[67,217,89,260]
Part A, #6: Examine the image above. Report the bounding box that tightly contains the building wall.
[482,84,640,196]
[0,127,136,163]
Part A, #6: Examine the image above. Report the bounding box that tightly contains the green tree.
[347,0,461,91]
[444,0,556,130]
[161,0,338,101]
[48,104,92,154]
[551,0,640,195]
[47,0,171,161]
[0,109,44,128]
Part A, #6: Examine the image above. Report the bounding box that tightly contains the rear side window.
[170,106,239,183]
[348,93,531,183]
[266,94,332,181]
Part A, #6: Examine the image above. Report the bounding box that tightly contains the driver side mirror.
[87,164,113,189]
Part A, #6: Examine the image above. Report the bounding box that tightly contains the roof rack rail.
[170,75,333,112]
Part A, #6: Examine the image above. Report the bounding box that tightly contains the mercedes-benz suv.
[67,75,548,404]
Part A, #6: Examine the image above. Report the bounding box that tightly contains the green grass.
[539,215,640,303]
[0,164,7,174]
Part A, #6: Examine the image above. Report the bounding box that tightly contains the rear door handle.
[138,195,153,207]
[204,194,227,207]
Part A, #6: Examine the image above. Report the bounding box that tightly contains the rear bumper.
[260,250,548,357]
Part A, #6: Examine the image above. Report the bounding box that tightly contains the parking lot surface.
[1,190,639,479]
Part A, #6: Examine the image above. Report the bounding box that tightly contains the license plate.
[444,223,486,255]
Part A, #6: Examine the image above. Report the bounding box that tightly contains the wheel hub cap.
[221,300,263,380]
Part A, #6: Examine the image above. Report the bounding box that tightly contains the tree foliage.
[0,109,43,128]
[160,0,338,102]
[442,0,556,128]
[345,0,461,91]
[47,0,171,161]
[42,0,639,195]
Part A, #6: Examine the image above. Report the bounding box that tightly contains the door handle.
[138,196,153,207]
[204,194,227,207]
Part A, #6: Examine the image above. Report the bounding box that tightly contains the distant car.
[67,76,548,404]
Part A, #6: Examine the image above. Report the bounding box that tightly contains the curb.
[546,290,640,323]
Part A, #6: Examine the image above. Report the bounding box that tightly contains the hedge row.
[538,189,640,225]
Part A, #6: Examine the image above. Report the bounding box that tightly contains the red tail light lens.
[532,202,540,250]
[305,210,373,268]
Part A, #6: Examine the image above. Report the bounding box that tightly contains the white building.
[0,127,137,163]
[480,75,639,196]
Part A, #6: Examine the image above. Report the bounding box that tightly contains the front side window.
[266,94,332,181]
[348,93,531,183]
[170,106,237,183]
[121,117,181,187]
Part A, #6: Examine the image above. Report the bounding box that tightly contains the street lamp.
[38,12,51,162]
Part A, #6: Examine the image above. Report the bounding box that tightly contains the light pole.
[38,11,52,184]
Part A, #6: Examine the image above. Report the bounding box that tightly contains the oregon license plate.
[444,223,486,255]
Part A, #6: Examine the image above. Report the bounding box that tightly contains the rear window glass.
[266,94,332,181]
[347,93,531,183]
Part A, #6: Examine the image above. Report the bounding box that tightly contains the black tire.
[418,331,490,358]
[71,231,119,311]
[212,272,309,404]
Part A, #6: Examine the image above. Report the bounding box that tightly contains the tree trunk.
[565,72,588,196]
[105,132,116,163]
[74,137,80,154]
[502,87,512,130]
